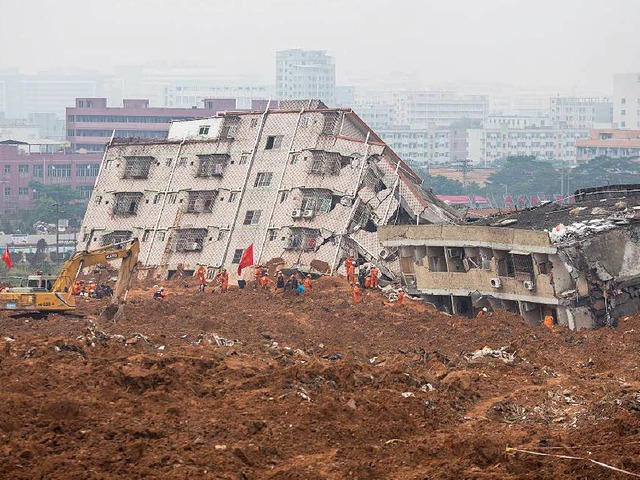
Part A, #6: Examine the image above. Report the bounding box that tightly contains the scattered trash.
[464,346,516,363]
[420,383,435,392]
[326,353,343,361]
[192,333,239,347]
[22,347,36,359]
[214,445,227,451]
[346,399,357,410]
[3,336,15,343]
[424,400,436,410]
[157,345,165,351]
[53,343,87,359]
[401,392,415,398]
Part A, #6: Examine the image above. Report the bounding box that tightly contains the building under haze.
[78,100,458,280]
[276,50,336,107]
[66,97,267,152]
[613,73,640,129]
[550,96,612,130]
[575,129,640,161]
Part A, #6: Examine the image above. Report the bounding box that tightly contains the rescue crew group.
[152,255,404,306]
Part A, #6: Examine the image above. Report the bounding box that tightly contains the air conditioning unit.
[490,278,502,288]
[184,242,201,251]
[523,280,535,290]
[340,196,354,207]
[379,247,398,260]
[291,209,302,218]
[302,209,315,218]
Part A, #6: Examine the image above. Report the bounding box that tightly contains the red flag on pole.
[237,244,254,275]
[2,245,13,270]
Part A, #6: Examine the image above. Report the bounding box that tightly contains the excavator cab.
[26,275,57,292]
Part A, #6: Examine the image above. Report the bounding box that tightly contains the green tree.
[10,182,88,233]
[482,156,559,199]
[568,156,640,191]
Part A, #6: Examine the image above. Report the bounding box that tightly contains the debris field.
[2,277,640,479]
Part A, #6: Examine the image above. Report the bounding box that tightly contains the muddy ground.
[2,276,640,479]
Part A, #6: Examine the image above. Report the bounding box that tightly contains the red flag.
[2,245,12,270]
[237,244,254,275]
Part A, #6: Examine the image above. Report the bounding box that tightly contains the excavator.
[0,238,139,319]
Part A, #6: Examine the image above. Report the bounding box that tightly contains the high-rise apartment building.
[276,50,336,106]
[550,96,612,130]
[613,73,640,129]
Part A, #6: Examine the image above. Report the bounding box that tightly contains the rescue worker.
[353,283,361,303]
[370,266,379,289]
[297,282,306,296]
[396,288,404,305]
[476,307,488,318]
[260,273,274,289]
[358,267,367,288]
[345,256,355,285]
[153,287,167,299]
[543,314,554,329]
[275,270,285,291]
[196,265,207,292]
[216,269,229,293]
[254,265,264,287]
[285,274,299,292]
[364,275,372,289]
[303,274,312,292]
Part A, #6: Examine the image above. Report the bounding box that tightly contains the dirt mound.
[2,278,640,478]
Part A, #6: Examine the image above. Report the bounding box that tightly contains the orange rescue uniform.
[396,290,404,305]
[352,284,361,303]
[217,271,229,293]
[370,267,379,288]
[303,277,312,291]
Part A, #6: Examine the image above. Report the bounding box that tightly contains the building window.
[18,164,28,174]
[153,193,165,204]
[178,157,188,167]
[165,158,173,167]
[123,157,154,179]
[285,228,320,251]
[217,230,228,241]
[142,230,151,242]
[174,228,207,252]
[4,165,10,174]
[48,164,72,177]
[243,210,262,225]
[18,187,29,196]
[265,135,283,150]
[250,118,258,128]
[168,193,178,204]
[301,189,333,213]
[76,164,100,177]
[157,231,166,241]
[95,195,102,204]
[267,229,279,241]
[196,154,229,177]
[32,190,41,200]
[33,165,43,177]
[239,153,249,165]
[102,230,133,246]
[231,248,244,264]
[113,192,144,216]
[4,187,11,196]
[228,192,239,202]
[186,190,218,213]
[278,191,289,203]
[78,186,93,198]
[254,172,273,187]
[290,153,299,164]
[198,125,210,135]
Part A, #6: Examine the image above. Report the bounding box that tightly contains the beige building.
[379,186,640,329]
[78,100,458,280]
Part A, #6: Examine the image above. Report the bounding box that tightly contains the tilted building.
[78,100,458,280]
[379,185,640,329]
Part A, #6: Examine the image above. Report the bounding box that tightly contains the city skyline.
[1,0,639,94]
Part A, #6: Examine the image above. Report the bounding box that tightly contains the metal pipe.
[255,108,304,264]
[143,135,187,266]
[219,100,271,267]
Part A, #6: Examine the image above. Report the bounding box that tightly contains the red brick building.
[0,143,101,215]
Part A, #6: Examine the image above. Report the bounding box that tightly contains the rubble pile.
[2,279,640,478]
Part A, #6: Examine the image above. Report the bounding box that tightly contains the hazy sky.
[1,0,639,93]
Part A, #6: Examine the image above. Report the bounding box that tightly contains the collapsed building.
[379,185,640,329]
[78,100,458,280]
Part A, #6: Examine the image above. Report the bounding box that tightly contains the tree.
[569,156,640,192]
[482,156,559,200]
[421,173,467,195]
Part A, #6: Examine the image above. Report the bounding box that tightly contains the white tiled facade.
[276,50,336,107]
[78,101,457,280]
[613,73,640,129]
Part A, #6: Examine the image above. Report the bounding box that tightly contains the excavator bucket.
[101,240,139,322]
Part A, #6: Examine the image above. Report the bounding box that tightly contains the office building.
[276,50,336,106]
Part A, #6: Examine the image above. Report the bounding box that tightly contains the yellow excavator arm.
[0,239,140,313]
